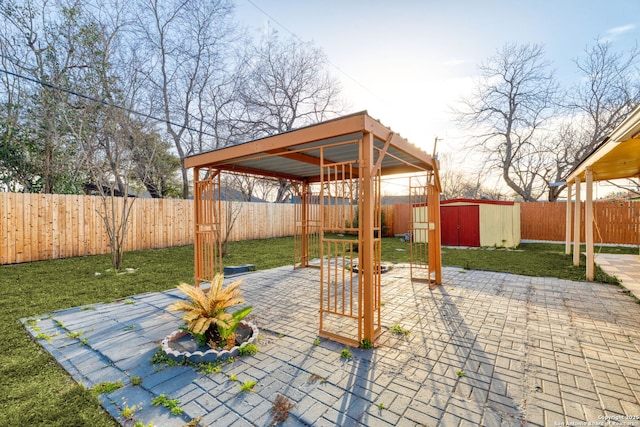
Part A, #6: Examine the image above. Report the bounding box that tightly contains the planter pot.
[161,321,259,364]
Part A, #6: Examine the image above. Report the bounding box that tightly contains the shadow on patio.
[24,264,640,426]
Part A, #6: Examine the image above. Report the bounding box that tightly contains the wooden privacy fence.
[520,201,640,245]
[0,193,299,265]
[1,193,193,264]
[12,194,638,265]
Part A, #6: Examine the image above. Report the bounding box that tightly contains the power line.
[0,67,218,139]
[245,0,386,103]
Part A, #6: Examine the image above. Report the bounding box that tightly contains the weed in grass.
[390,324,410,336]
[130,376,142,386]
[67,330,84,339]
[239,379,257,393]
[340,349,352,359]
[456,370,466,377]
[151,394,183,415]
[271,394,294,425]
[238,343,258,356]
[91,381,123,396]
[313,337,320,346]
[359,338,373,349]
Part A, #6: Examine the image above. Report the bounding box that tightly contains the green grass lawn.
[0,237,636,425]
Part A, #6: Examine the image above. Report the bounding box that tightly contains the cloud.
[603,24,636,41]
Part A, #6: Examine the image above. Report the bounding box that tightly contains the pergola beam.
[184,113,367,169]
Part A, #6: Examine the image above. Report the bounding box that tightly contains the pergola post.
[193,167,201,286]
[193,167,222,286]
[300,181,309,267]
[585,169,594,280]
[573,176,581,266]
[565,182,573,255]
[428,184,442,285]
[360,132,375,343]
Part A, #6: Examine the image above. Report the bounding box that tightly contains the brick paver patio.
[24,264,640,426]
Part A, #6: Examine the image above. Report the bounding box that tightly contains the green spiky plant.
[168,274,252,350]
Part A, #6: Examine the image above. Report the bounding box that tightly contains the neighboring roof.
[381,195,411,205]
[566,104,640,183]
[184,111,440,188]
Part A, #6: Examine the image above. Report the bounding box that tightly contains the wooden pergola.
[184,111,442,346]
[565,104,640,280]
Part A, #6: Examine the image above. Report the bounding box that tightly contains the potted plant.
[168,274,253,350]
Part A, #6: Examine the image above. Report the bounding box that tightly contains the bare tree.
[66,92,138,270]
[253,178,276,201]
[239,29,343,137]
[84,113,138,271]
[133,0,236,199]
[58,2,144,270]
[459,43,558,201]
[568,40,640,159]
[439,155,507,200]
[236,30,344,202]
[546,39,640,200]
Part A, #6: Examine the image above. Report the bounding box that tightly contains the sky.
[232,0,640,193]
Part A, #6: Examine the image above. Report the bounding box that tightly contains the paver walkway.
[596,253,640,299]
[23,265,640,426]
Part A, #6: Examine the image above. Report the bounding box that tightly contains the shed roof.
[184,111,440,187]
[566,104,640,183]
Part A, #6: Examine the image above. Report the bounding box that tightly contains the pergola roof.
[184,111,440,187]
[566,104,640,183]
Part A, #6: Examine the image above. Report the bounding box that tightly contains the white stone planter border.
[161,321,259,363]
